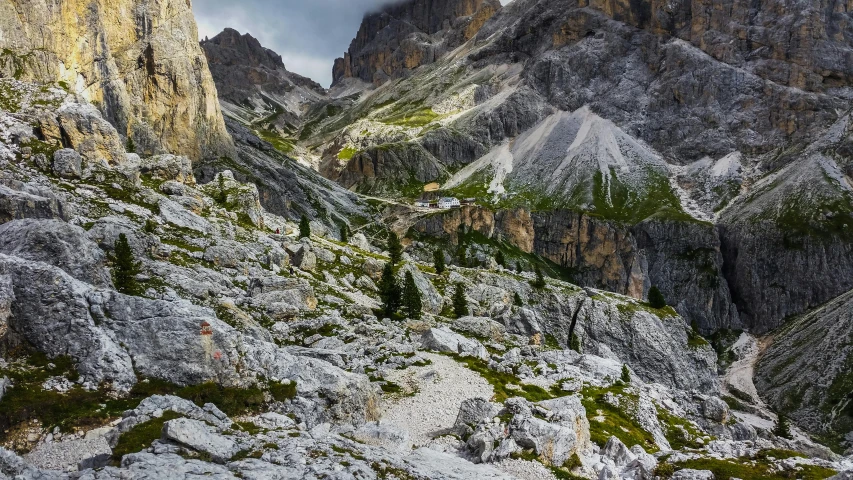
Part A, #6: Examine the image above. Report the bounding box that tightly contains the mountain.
[0,0,235,162]
[332,0,503,87]
[201,29,327,156]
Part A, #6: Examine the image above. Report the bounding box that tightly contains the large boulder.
[163,418,239,463]
[0,179,68,224]
[420,328,488,360]
[507,398,585,467]
[52,149,82,178]
[140,154,196,185]
[38,102,126,166]
[0,219,112,287]
[289,245,317,272]
[671,469,715,480]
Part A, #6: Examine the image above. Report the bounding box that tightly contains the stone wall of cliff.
[0,0,235,162]
[332,0,501,86]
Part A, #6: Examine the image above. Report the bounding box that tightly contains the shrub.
[648,286,667,309]
[340,225,349,243]
[433,249,445,274]
[379,263,401,316]
[109,233,142,295]
[387,231,403,265]
[495,250,505,267]
[531,265,546,288]
[299,215,311,239]
[621,365,631,384]
[402,271,422,320]
[514,292,523,307]
[452,283,469,318]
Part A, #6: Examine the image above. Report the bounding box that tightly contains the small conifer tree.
[452,283,469,318]
[516,263,523,273]
[621,365,631,384]
[402,271,422,319]
[495,250,506,267]
[126,136,136,154]
[340,224,349,243]
[379,262,401,316]
[110,233,142,295]
[569,334,581,353]
[433,249,445,274]
[648,286,667,309]
[774,414,792,439]
[387,231,403,265]
[513,292,523,307]
[531,265,546,288]
[299,215,311,239]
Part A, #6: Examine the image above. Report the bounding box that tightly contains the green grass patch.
[655,405,705,450]
[580,384,658,453]
[338,146,358,160]
[672,457,836,480]
[111,411,182,462]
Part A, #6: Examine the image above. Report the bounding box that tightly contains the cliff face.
[0,0,235,162]
[410,206,741,333]
[201,28,326,130]
[332,0,502,86]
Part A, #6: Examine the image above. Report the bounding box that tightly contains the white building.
[438,197,461,209]
[415,199,431,208]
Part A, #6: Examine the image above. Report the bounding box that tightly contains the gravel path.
[495,459,559,480]
[381,352,493,447]
[24,434,110,471]
[722,332,777,428]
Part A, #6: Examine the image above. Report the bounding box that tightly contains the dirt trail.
[722,332,776,430]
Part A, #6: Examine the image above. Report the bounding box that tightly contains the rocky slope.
[756,288,853,454]
[2,75,848,478]
[0,0,235,162]
[332,0,502,87]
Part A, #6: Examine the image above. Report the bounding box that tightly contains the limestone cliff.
[0,0,235,162]
[332,0,502,86]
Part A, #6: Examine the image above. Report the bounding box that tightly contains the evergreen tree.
[452,283,469,318]
[495,250,506,268]
[456,244,468,268]
[648,286,667,309]
[402,271,423,320]
[387,231,403,265]
[515,263,522,273]
[109,233,142,295]
[774,414,792,439]
[569,334,581,353]
[126,136,135,154]
[378,263,401,316]
[340,224,349,243]
[513,292,523,307]
[531,265,546,288]
[299,215,311,239]
[621,365,631,384]
[433,249,445,274]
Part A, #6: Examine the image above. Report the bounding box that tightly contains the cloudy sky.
[193,0,509,87]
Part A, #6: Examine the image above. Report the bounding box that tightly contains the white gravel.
[24,434,110,471]
[495,458,559,480]
[381,352,494,447]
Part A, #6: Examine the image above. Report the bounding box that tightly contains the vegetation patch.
[580,384,658,453]
[671,457,836,480]
[111,411,182,462]
[655,405,705,450]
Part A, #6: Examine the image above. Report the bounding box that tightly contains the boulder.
[158,198,212,234]
[352,422,412,452]
[454,398,501,436]
[0,377,9,402]
[452,316,506,341]
[601,436,636,468]
[510,412,583,466]
[356,275,378,292]
[39,103,126,166]
[253,412,296,430]
[162,418,239,463]
[701,396,730,423]
[290,245,317,272]
[0,180,68,224]
[671,469,715,480]
[52,149,82,178]
[86,216,156,259]
[363,258,384,280]
[420,328,488,360]
[0,219,112,287]
[350,233,372,251]
[140,154,196,185]
[730,422,758,441]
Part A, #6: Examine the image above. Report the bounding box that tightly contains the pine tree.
[126,136,135,154]
[340,224,349,243]
[531,265,546,288]
[109,233,142,295]
[621,365,631,384]
[513,292,523,307]
[433,249,445,274]
[402,271,422,319]
[569,334,581,353]
[387,231,403,265]
[648,286,667,309]
[515,263,522,273]
[299,215,311,239]
[774,414,792,439]
[495,250,506,268]
[456,244,468,268]
[452,283,469,318]
[379,262,401,316]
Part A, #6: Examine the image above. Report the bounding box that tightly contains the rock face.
[332,0,502,86]
[756,288,853,440]
[0,0,235,161]
[201,28,326,131]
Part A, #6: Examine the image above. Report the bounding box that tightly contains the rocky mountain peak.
[201,28,286,71]
[332,0,502,86]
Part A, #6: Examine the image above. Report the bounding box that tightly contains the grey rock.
[77,453,111,471]
[452,316,506,341]
[356,275,378,292]
[730,422,757,442]
[314,247,335,263]
[0,179,68,224]
[671,469,715,480]
[0,376,9,402]
[140,155,196,185]
[350,233,372,251]
[158,198,212,234]
[420,328,488,360]
[290,245,317,272]
[199,171,264,228]
[0,219,112,287]
[352,422,411,452]
[52,149,82,179]
[601,436,636,468]
[454,398,500,435]
[509,410,583,467]
[162,418,239,463]
[253,412,295,430]
[701,396,730,423]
